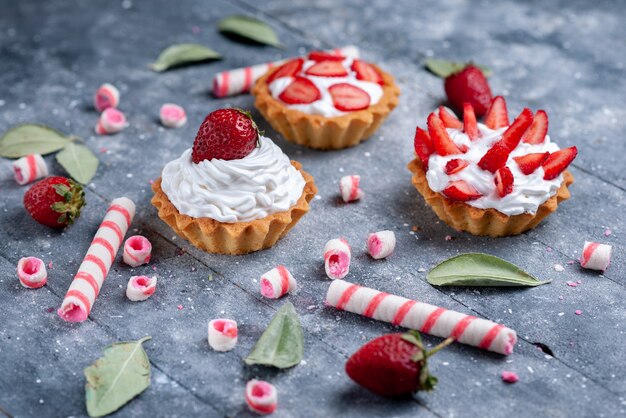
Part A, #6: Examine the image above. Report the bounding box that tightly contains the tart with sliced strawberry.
[408,96,576,237]
[252,50,400,149]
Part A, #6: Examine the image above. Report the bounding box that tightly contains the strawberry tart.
[252,50,400,149]
[151,108,317,254]
[408,97,577,237]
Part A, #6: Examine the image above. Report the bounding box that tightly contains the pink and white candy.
[245,379,277,415]
[12,154,48,186]
[325,279,517,355]
[95,108,127,135]
[126,275,157,301]
[17,257,47,289]
[580,241,612,271]
[94,83,120,112]
[260,265,296,299]
[339,175,364,203]
[324,238,351,280]
[123,235,152,267]
[367,230,396,260]
[159,103,187,128]
[208,319,238,352]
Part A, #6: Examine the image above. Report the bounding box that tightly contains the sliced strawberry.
[414,127,434,169]
[442,180,482,202]
[351,60,384,85]
[500,108,534,150]
[542,146,577,180]
[278,76,321,104]
[308,51,345,62]
[305,60,348,77]
[444,158,469,175]
[484,96,509,129]
[513,152,550,175]
[328,83,370,111]
[477,141,511,173]
[427,113,463,156]
[494,166,514,197]
[463,103,479,140]
[522,110,548,144]
[267,58,304,84]
[439,106,463,129]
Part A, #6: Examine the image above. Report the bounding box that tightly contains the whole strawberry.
[444,64,493,117]
[192,108,260,163]
[24,176,85,228]
[345,331,452,397]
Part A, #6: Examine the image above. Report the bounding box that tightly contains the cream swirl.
[161,136,305,223]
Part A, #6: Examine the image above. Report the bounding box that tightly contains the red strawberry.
[522,110,548,144]
[542,146,577,180]
[463,102,479,140]
[24,176,85,228]
[442,180,482,201]
[267,58,303,84]
[414,127,434,169]
[328,83,370,111]
[439,106,463,129]
[345,331,452,397]
[192,108,260,162]
[444,158,469,175]
[278,76,322,105]
[427,113,463,156]
[500,108,534,149]
[484,96,509,129]
[305,60,348,77]
[351,60,384,85]
[513,152,550,175]
[495,166,514,197]
[444,65,493,117]
[308,51,345,62]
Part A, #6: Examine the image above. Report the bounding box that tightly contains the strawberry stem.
[425,337,454,358]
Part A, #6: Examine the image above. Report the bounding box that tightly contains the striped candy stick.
[325,280,517,355]
[57,197,136,322]
[12,154,48,185]
[260,265,297,299]
[212,45,360,98]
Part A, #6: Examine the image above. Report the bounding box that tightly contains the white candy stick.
[325,279,517,355]
[339,175,364,203]
[159,103,187,128]
[126,275,157,301]
[12,154,48,186]
[260,265,296,299]
[580,241,612,271]
[208,319,238,352]
[123,235,152,267]
[323,238,351,280]
[367,230,396,259]
[96,108,127,135]
[245,379,278,415]
[17,257,47,289]
[94,83,120,112]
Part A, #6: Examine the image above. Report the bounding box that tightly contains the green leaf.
[424,59,492,78]
[427,253,551,287]
[245,302,303,368]
[85,336,152,418]
[0,124,73,158]
[150,44,222,72]
[218,15,281,47]
[56,143,99,184]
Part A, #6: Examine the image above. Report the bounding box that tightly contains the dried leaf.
[218,15,281,47]
[150,44,222,72]
[56,143,99,184]
[425,59,492,78]
[0,124,73,158]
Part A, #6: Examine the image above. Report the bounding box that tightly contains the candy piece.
[58,197,136,322]
[580,241,612,271]
[123,235,152,267]
[208,319,238,352]
[501,371,519,383]
[367,230,396,260]
[95,108,127,135]
[260,265,297,299]
[17,257,47,289]
[212,45,359,98]
[323,238,351,280]
[339,175,364,203]
[245,379,277,415]
[325,279,517,355]
[12,154,48,186]
[126,275,157,301]
[94,83,120,112]
[159,103,187,128]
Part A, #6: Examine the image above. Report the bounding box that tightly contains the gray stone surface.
[0,0,625,417]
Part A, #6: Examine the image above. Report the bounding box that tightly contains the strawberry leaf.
[425,59,492,78]
[218,15,281,48]
[0,124,74,158]
[150,44,222,72]
[56,143,99,184]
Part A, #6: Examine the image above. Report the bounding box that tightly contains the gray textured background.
[0,0,625,417]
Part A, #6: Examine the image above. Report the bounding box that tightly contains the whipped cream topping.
[426,123,563,216]
[268,57,383,117]
[161,136,305,223]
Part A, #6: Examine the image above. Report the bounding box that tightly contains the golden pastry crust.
[152,161,317,255]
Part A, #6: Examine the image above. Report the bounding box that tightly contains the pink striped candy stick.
[12,154,48,186]
[260,265,297,299]
[58,197,136,322]
[212,45,359,97]
[580,241,612,271]
[325,280,517,355]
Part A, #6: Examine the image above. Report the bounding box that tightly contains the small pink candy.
[95,108,127,135]
[566,281,578,287]
[94,83,120,112]
[208,319,238,352]
[126,275,157,301]
[580,241,612,271]
[159,103,187,128]
[17,257,47,289]
[12,154,48,185]
[339,175,364,203]
[323,238,351,280]
[604,229,612,237]
[245,379,278,415]
[260,265,297,299]
[123,235,152,267]
[575,310,583,315]
[367,230,396,260]
[501,371,519,384]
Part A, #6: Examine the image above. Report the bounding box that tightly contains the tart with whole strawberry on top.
[252,50,400,150]
[151,108,317,254]
[408,97,576,237]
